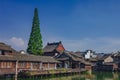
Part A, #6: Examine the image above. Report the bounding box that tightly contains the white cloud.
[1,36,120,53]
[9,37,25,47]
[0,37,27,50]
[43,37,120,53]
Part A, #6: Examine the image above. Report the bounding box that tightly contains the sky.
[0,0,120,53]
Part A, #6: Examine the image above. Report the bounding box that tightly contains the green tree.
[27,8,43,55]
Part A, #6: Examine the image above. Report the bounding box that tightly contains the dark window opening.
[0,50,5,55]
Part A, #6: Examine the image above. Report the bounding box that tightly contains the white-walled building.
[84,50,97,59]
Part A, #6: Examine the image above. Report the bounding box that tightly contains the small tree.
[27,8,43,55]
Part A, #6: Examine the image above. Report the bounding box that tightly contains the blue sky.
[0,0,120,53]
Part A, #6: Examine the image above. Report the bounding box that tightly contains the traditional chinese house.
[0,42,59,75]
[43,41,65,57]
[55,51,92,71]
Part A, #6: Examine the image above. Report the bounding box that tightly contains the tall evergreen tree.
[27,8,43,55]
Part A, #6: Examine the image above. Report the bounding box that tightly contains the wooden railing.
[20,68,82,76]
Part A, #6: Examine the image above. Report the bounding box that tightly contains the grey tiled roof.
[100,54,112,60]
[0,42,12,51]
[0,55,16,61]
[15,53,59,63]
[88,58,98,62]
[0,52,59,63]
[56,51,91,65]
[113,52,120,57]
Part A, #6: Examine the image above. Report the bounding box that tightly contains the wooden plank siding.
[42,63,48,70]
[49,63,56,69]
[0,42,59,75]
[18,62,31,69]
[32,62,40,70]
[0,61,16,75]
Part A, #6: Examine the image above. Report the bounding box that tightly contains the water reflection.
[1,72,120,80]
[41,72,120,80]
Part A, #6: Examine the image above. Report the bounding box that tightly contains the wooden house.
[55,51,92,71]
[43,41,65,57]
[0,42,59,75]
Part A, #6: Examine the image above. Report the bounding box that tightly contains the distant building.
[84,50,97,59]
[75,50,97,59]
[43,41,65,57]
[102,54,113,63]
[95,54,118,71]
[112,51,120,71]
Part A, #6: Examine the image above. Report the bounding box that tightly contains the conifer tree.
[27,8,43,55]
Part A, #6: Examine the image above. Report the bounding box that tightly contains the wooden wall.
[0,61,15,68]
[0,61,57,75]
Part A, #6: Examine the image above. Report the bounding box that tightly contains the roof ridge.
[47,41,61,45]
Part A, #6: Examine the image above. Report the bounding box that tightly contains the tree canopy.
[27,8,43,55]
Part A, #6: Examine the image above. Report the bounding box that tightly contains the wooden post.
[39,62,42,70]
[48,63,50,70]
[79,62,81,69]
[15,60,18,80]
[55,63,57,69]
[31,62,33,70]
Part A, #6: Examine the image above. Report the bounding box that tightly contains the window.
[26,62,30,68]
[0,50,4,55]
[1,62,6,68]
[19,62,26,68]
[1,62,12,68]
[33,62,39,69]
[7,62,12,68]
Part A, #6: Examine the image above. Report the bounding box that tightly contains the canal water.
[1,72,120,80]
